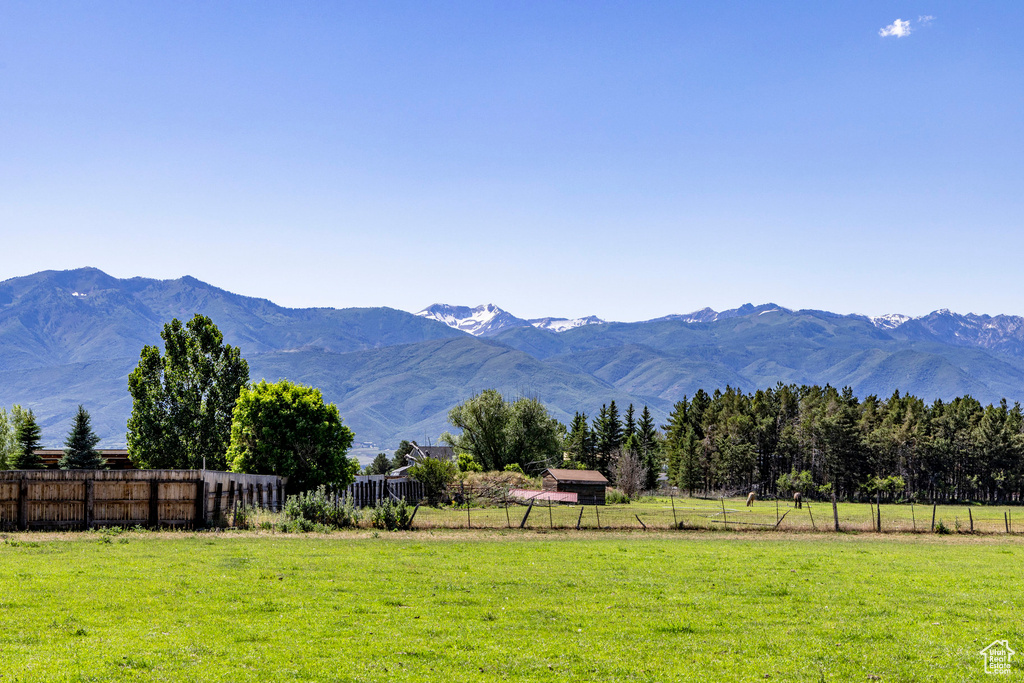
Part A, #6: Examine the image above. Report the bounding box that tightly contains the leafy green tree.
[505,396,563,471]
[227,379,358,491]
[127,315,249,470]
[58,405,106,469]
[1,408,14,469]
[10,410,44,470]
[0,405,30,469]
[409,457,458,506]
[366,452,392,475]
[443,390,562,472]
[443,389,508,471]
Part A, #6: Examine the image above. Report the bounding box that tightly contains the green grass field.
[1,530,1022,682]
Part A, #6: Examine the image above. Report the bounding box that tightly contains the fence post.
[721,498,728,530]
[831,491,839,532]
[968,507,973,533]
[519,501,534,529]
[595,505,601,529]
[671,493,678,529]
[504,494,511,528]
[931,504,937,532]
[576,506,584,530]
[84,478,94,530]
[148,479,160,528]
[213,482,223,521]
[17,479,28,531]
[911,504,916,532]
[876,492,881,532]
[776,497,780,524]
[1005,511,1010,533]
[548,500,553,529]
[807,502,816,531]
[195,480,208,528]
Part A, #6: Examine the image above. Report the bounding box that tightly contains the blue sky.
[1,2,1021,321]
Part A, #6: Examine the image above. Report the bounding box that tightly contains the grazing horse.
[746,492,756,507]
[793,491,802,509]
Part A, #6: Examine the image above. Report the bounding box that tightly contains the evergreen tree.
[366,452,392,475]
[565,412,595,468]
[637,406,657,455]
[10,410,44,470]
[595,401,623,457]
[59,405,106,469]
[391,440,414,470]
[623,404,636,441]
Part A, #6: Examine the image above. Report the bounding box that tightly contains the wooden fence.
[345,475,423,507]
[0,470,284,531]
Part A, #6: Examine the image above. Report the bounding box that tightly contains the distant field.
[418,496,1022,535]
[1,531,1021,681]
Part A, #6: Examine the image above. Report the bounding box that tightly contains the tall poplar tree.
[127,314,249,470]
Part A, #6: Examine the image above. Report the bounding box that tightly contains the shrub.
[503,463,524,474]
[283,485,360,528]
[409,458,458,506]
[605,488,630,505]
[233,503,257,530]
[371,498,414,531]
[934,519,951,535]
[457,452,483,473]
[278,517,314,533]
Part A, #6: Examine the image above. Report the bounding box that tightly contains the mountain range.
[4,268,1024,452]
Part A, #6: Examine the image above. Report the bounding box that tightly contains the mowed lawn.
[1,531,1022,682]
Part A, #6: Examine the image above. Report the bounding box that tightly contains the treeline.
[660,384,1024,503]
[0,405,105,470]
[563,401,661,491]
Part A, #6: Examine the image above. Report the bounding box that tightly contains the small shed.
[542,468,609,505]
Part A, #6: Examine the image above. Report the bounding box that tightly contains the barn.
[541,468,609,505]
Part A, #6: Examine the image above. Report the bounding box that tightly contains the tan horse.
[746,492,756,507]
[793,491,802,509]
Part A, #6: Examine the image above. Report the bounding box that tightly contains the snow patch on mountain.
[870,313,912,329]
[529,316,605,333]
[416,303,531,337]
[417,305,606,336]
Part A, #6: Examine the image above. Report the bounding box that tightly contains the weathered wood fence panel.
[0,470,284,530]
[341,475,423,508]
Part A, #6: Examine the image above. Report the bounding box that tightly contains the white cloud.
[879,18,912,38]
[918,15,935,26]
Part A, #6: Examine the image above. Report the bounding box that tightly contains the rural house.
[407,443,455,463]
[542,468,609,505]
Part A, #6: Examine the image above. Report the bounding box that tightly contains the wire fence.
[405,496,1024,534]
